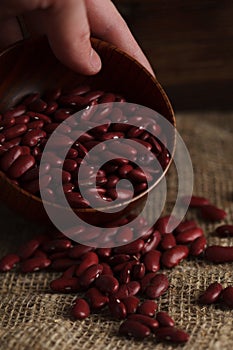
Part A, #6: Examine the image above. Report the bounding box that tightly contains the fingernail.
[90,49,102,73]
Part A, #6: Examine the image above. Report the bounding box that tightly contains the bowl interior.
[0,36,175,224]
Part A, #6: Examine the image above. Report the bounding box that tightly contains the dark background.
[113,0,233,111]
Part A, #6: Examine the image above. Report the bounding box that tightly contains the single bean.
[122,296,140,314]
[50,277,80,292]
[79,263,103,288]
[119,319,150,339]
[75,252,99,276]
[95,274,119,294]
[0,254,20,271]
[109,298,127,319]
[143,250,161,272]
[3,124,27,141]
[155,326,189,343]
[156,311,175,327]
[72,298,90,319]
[145,274,169,299]
[7,154,35,179]
[141,230,161,254]
[161,245,189,268]
[137,300,157,317]
[175,220,197,234]
[221,286,233,308]
[85,287,109,310]
[188,195,210,207]
[176,227,203,244]
[50,258,75,271]
[199,282,223,304]
[160,233,176,250]
[200,205,227,221]
[20,256,51,272]
[189,236,207,256]
[114,239,144,255]
[3,104,26,119]
[28,98,47,112]
[27,111,51,124]
[14,115,30,124]
[17,239,40,260]
[42,239,71,253]
[27,120,44,129]
[205,246,233,263]
[132,263,145,280]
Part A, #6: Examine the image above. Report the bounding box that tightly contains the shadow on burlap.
[0,112,232,350]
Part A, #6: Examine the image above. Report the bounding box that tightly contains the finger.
[24,0,102,75]
[85,0,154,76]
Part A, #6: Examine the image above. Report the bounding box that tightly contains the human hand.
[0,0,154,76]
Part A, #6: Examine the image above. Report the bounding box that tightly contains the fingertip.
[90,48,102,74]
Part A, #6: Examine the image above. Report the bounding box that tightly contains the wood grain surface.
[114,0,233,110]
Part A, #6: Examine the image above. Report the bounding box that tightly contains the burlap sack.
[0,113,232,350]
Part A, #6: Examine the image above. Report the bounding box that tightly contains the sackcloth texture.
[0,112,232,350]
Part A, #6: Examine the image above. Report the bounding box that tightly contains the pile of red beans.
[0,85,233,345]
[0,86,170,208]
[0,197,232,344]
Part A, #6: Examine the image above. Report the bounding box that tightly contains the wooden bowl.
[0,36,175,225]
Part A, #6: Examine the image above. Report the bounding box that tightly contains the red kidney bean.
[188,195,210,207]
[0,134,5,143]
[21,129,46,147]
[50,277,80,292]
[17,239,40,260]
[96,248,112,258]
[68,244,92,259]
[42,152,63,166]
[72,298,90,320]
[189,236,207,256]
[175,220,197,234]
[0,254,20,271]
[137,300,157,317]
[132,263,145,280]
[126,281,141,296]
[115,227,134,244]
[49,251,68,261]
[0,116,15,128]
[44,122,71,134]
[145,274,169,299]
[48,134,73,148]
[66,148,78,159]
[128,168,153,183]
[109,298,127,319]
[27,120,44,129]
[42,239,71,253]
[221,286,233,308]
[143,250,161,272]
[65,193,90,208]
[155,216,173,234]
[3,124,27,140]
[176,227,203,244]
[155,327,189,343]
[27,111,52,124]
[215,225,233,237]
[0,146,23,172]
[21,146,31,155]
[121,296,140,314]
[3,104,26,119]
[0,138,21,155]
[161,245,189,268]
[118,262,132,284]
[101,262,113,276]
[79,263,103,288]
[160,233,176,250]
[199,282,223,304]
[156,311,175,327]
[75,252,99,276]
[63,85,91,97]
[119,319,151,339]
[141,230,161,254]
[14,115,30,124]
[50,258,75,271]
[128,314,159,332]
[118,164,134,178]
[44,101,58,115]
[28,98,47,112]
[62,159,77,173]
[20,256,51,272]
[205,246,233,263]
[114,239,144,255]
[50,168,71,184]
[95,274,119,294]
[200,205,227,221]
[85,287,109,310]
[7,154,35,179]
